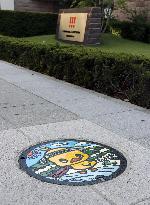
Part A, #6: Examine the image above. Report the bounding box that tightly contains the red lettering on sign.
[69,16,77,28]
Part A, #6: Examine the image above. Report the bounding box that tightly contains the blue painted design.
[19,139,127,185]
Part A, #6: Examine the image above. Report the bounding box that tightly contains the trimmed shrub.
[110,18,150,43]
[0,36,149,108]
[120,22,150,43]
[0,10,58,37]
[145,23,150,43]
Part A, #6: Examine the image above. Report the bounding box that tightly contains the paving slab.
[0,127,111,205]
[21,85,133,117]
[0,101,78,129]
[8,73,141,117]
[0,78,46,106]
[0,61,149,147]
[0,61,143,116]
[0,116,13,131]
[0,78,79,129]
[89,109,150,139]
[132,198,150,205]
[0,60,150,205]
[18,119,150,205]
[0,61,44,83]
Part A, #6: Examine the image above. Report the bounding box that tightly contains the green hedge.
[110,19,150,43]
[0,36,149,108]
[0,10,58,37]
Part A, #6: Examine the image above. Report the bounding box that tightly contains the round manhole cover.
[19,139,127,186]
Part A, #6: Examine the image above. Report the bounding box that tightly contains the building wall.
[0,0,14,10]
[114,0,150,21]
[14,0,59,13]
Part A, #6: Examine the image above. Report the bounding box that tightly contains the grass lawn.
[22,33,150,59]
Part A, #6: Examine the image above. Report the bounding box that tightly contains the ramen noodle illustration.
[19,139,127,185]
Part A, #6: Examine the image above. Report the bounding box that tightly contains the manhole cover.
[19,139,127,186]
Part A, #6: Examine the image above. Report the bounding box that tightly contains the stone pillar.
[84,7,102,45]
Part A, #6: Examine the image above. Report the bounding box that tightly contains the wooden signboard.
[56,7,102,45]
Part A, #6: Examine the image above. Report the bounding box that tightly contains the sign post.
[56,7,102,45]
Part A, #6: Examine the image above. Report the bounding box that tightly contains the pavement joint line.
[15,119,83,138]
[130,196,150,205]
[0,60,134,103]
[0,113,15,127]
[130,135,150,141]
[2,109,147,155]
[0,118,137,163]
[0,60,148,113]
[16,118,82,131]
[13,119,127,160]
[84,118,149,149]
[90,186,117,205]
[0,114,82,131]
[89,108,133,117]
[0,103,81,132]
[0,76,80,119]
[0,100,133,117]
[15,119,132,161]
[0,76,145,120]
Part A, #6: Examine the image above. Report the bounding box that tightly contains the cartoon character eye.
[75,154,82,158]
[59,158,68,163]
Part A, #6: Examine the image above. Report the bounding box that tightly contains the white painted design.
[35,165,56,174]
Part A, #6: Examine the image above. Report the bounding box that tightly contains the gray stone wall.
[14,0,59,13]
[114,0,150,21]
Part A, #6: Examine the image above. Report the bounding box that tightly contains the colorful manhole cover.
[19,139,127,186]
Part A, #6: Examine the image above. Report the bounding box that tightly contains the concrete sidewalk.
[0,60,150,205]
